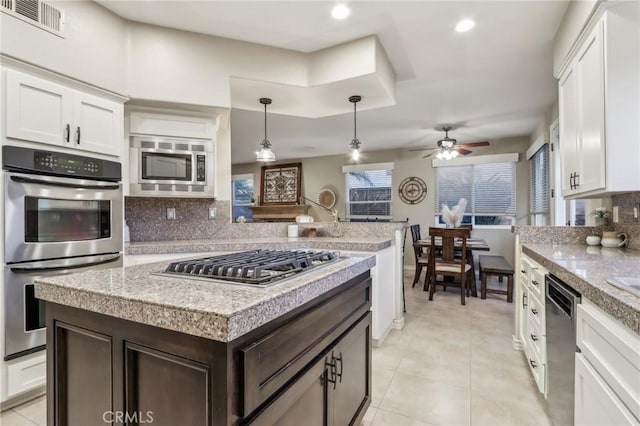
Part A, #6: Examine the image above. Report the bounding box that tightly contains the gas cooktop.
[154,249,341,287]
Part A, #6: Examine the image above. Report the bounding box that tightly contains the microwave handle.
[10,175,120,190]
[10,254,121,273]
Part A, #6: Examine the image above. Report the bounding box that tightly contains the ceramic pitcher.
[601,231,628,248]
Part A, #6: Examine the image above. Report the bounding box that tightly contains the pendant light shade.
[256,97,276,162]
[349,95,362,161]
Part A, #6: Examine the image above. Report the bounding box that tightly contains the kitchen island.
[35,251,376,426]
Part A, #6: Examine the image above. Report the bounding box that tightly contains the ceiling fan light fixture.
[256,97,276,162]
[348,95,362,161]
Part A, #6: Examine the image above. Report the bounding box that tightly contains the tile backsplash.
[612,192,640,251]
[125,197,232,242]
[125,197,406,242]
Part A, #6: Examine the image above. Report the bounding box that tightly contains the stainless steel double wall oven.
[3,146,123,360]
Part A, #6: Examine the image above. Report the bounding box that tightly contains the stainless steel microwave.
[129,136,215,197]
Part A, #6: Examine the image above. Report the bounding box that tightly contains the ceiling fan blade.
[422,152,436,158]
[408,148,437,152]
[457,141,490,148]
[457,148,472,156]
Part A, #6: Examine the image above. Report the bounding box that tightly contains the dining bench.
[478,255,514,302]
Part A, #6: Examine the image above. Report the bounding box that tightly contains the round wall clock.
[398,177,427,204]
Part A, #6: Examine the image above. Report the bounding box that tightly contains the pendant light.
[349,95,362,161]
[256,97,276,162]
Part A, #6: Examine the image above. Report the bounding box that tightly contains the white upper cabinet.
[6,71,73,147]
[4,69,124,158]
[558,3,640,198]
[74,92,123,157]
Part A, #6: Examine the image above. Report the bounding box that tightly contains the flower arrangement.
[591,207,609,218]
[441,198,467,228]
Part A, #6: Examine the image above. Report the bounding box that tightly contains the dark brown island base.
[44,272,372,426]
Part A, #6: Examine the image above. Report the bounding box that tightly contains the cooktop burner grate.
[157,249,340,286]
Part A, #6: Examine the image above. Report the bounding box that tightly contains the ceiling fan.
[408,127,490,159]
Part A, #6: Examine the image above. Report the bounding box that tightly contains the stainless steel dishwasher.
[545,274,581,426]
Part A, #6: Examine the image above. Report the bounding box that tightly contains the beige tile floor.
[363,272,552,426]
[1,273,551,426]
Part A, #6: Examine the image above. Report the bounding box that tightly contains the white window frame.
[527,135,550,226]
[433,154,518,229]
[342,162,394,220]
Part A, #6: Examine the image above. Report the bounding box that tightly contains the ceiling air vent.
[1,0,65,37]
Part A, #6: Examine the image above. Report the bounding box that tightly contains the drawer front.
[519,257,532,282]
[527,292,545,333]
[242,276,371,416]
[577,303,640,420]
[526,342,546,395]
[6,351,46,397]
[529,267,546,300]
[526,312,547,364]
[575,353,638,426]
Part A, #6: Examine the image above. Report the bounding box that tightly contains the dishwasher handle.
[546,275,580,319]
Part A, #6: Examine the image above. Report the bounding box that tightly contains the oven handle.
[10,254,121,273]
[10,175,120,190]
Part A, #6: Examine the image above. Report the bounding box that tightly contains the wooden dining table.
[413,238,490,297]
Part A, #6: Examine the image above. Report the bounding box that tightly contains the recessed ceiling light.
[455,19,475,33]
[332,3,351,20]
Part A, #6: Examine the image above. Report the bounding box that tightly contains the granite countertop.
[522,244,640,334]
[34,253,376,343]
[125,237,393,255]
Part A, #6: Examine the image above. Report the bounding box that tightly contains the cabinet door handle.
[335,352,343,383]
[522,293,527,309]
[529,359,538,369]
[531,308,538,315]
[569,173,575,190]
[531,280,539,286]
[75,126,81,145]
[65,124,70,142]
[574,173,579,188]
[520,269,526,274]
[530,333,538,341]
[325,356,337,389]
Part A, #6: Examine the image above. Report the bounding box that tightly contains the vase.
[595,217,608,227]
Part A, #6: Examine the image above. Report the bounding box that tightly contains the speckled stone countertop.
[125,237,393,255]
[522,244,640,334]
[34,253,376,342]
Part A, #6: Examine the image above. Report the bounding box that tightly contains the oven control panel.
[2,146,122,181]
[34,151,102,176]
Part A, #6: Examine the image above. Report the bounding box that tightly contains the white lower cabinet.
[575,353,637,426]
[517,253,548,395]
[575,301,640,425]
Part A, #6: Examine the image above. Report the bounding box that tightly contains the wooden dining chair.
[426,227,472,305]
[410,224,429,288]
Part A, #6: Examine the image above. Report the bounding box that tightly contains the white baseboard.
[373,320,395,347]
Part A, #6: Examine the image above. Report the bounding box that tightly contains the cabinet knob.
[531,308,538,315]
[530,333,538,341]
[531,280,539,286]
[529,359,538,369]
[520,269,526,274]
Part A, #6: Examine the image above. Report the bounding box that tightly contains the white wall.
[125,21,309,107]
[553,0,599,77]
[233,136,530,267]
[0,0,128,93]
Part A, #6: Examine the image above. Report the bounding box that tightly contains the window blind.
[529,145,549,215]
[435,162,516,222]
[345,169,392,219]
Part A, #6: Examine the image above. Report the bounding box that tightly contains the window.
[530,144,550,225]
[435,161,516,227]
[232,174,254,221]
[343,163,393,220]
